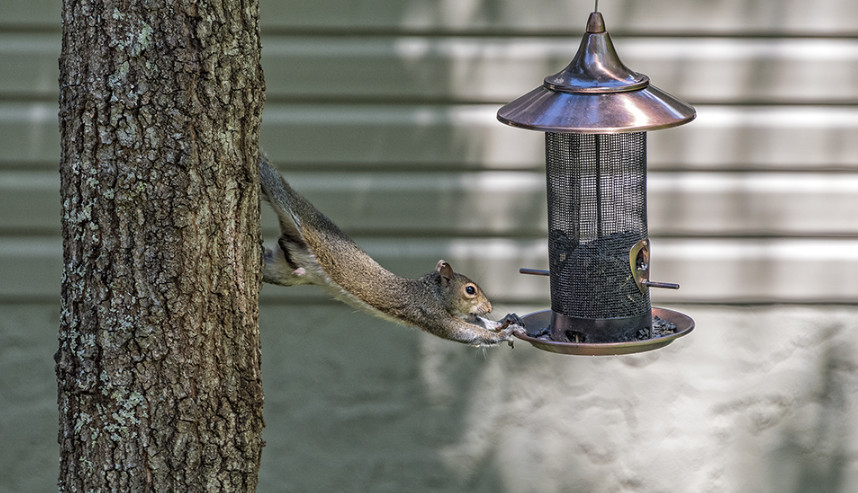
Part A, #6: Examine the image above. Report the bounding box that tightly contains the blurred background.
[2,0,857,491]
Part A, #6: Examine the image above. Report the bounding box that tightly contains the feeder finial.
[587,9,605,33]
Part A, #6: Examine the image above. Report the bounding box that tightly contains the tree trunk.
[56,0,265,491]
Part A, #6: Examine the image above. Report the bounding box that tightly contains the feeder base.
[513,307,693,356]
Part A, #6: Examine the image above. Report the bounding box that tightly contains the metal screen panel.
[545,131,651,341]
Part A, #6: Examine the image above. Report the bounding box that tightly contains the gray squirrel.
[259,158,521,347]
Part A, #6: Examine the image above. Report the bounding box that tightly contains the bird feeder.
[499,10,695,355]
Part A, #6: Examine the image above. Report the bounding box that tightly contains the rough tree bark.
[56,0,265,490]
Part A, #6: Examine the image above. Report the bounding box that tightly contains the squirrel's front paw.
[467,314,522,347]
[500,325,516,347]
[474,325,515,348]
[495,313,525,347]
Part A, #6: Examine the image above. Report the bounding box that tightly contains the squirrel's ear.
[436,260,454,283]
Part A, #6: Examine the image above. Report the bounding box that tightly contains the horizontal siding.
[0,1,59,30]
[5,103,858,170]
[0,35,58,99]
[8,0,858,36]
[259,104,858,170]
[261,36,858,105]
[5,0,858,35]
[6,33,858,104]
[5,170,858,238]
[4,237,858,304]
[1,0,856,309]
[261,1,858,36]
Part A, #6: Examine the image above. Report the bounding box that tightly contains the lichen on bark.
[56,0,266,490]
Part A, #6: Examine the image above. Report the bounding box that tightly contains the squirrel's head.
[435,260,493,317]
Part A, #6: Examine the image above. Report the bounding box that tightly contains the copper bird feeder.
[499,10,695,355]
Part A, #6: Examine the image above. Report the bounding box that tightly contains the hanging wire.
[594,0,599,12]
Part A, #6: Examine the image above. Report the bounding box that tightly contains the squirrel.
[259,158,521,347]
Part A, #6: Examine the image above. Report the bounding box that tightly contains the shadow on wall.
[768,340,850,493]
[258,305,541,493]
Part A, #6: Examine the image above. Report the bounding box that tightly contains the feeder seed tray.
[513,307,694,356]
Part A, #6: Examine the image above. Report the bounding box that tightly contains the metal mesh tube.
[545,132,651,341]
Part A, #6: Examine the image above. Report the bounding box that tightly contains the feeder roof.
[497,12,696,134]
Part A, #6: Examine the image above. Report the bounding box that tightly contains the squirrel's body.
[259,159,517,346]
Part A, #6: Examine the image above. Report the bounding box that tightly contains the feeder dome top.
[497,11,696,134]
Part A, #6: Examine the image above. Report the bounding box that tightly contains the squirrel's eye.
[465,285,477,296]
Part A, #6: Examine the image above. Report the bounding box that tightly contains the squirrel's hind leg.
[263,244,312,286]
